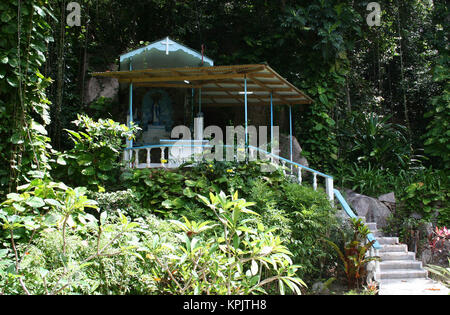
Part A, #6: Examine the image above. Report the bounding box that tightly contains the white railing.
[123,144,209,169]
[123,143,334,201]
[247,145,334,201]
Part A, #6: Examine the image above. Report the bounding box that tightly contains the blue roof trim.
[119,37,214,66]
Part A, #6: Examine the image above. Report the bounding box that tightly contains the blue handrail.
[248,145,333,179]
[333,189,381,250]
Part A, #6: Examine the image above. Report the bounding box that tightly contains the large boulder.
[378,192,396,212]
[344,189,392,229]
[278,134,308,167]
[378,192,395,204]
[85,63,119,104]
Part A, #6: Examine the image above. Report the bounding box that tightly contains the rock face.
[85,76,119,104]
[344,189,392,229]
[378,192,395,204]
[378,192,396,212]
[84,64,119,104]
[278,134,308,167]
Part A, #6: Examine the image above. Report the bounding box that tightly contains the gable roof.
[119,37,214,70]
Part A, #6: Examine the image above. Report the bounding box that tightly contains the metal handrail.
[123,143,335,200]
[333,189,381,250]
[247,145,332,179]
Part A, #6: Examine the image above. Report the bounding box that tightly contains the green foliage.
[120,160,339,286]
[2,0,448,296]
[53,115,139,191]
[89,189,145,219]
[0,0,54,196]
[247,178,340,283]
[322,218,380,290]
[401,171,449,226]
[144,191,306,295]
[425,259,450,288]
[423,55,450,170]
[120,160,286,220]
[336,163,393,196]
[337,112,411,172]
[279,183,340,282]
[121,167,192,219]
[1,187,311,295]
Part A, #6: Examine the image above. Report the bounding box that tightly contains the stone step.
[379,260,423,270]
[366,222,377,230]
[369,229,383,237]
[377,237,399,245]
[377,269,428,280]
[378,251,416,261]
[379,244,408,253]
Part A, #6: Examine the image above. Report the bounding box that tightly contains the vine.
[0,0,54,197]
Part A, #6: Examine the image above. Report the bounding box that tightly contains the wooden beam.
[118,73,246,83]
[200,87,292,92]
[134,83,201,88]
[247,75,292,104]
[201,95,307,102]
[201,99,310,107]
[264,65,314,103]
[214,82,245,105]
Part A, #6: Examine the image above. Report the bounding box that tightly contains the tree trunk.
[54,1,66,150]
[396,1,411,140]
[345,75,352,113]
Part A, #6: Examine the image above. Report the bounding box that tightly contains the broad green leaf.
[25,196,45,208]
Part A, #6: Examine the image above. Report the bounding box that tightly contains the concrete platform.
[379,278,450,295]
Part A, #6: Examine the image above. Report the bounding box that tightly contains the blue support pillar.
[270,92,273,150]
[129,61,133,148]
[191,88,194,130]
[198,88,202,114]
[289,105,293,162]
[244,76,248,148]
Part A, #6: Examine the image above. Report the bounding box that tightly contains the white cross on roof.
[160,37,174,55]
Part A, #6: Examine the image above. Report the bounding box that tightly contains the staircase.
[361,217,450,295]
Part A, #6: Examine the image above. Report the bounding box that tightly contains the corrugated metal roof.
[92,64,313,107]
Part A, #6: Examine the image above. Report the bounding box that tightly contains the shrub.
[337,111,411,172]
[52,114,139,191]
[247,178,340,283]
[143,191,306,295]
[323,218,380,290]
[280,183,340,282]
[120,160,286,220]
[0,177,144,295]
[400,169,449,226]
[120,160,340,286]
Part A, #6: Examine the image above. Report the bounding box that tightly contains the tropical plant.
[337,112,411,172]
[0,176,146,295]
[0,0,54,197]
[428,226,450,254]
[423,55,450,170]
[120,160,287,220]
[277,182,339,281]
[335,162,394,196]
[424,259,450,288]
[53,115,139,191]
[143,191,306,295]
[323,218,380,289]
[401,171,449,226]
